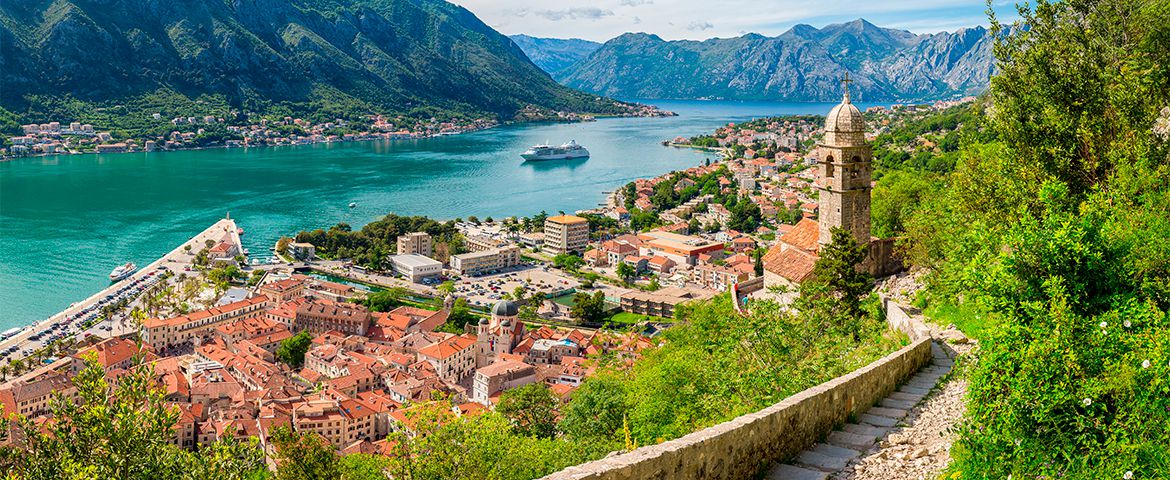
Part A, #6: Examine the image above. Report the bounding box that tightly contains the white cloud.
[533,7,615,21]
[451,0,1016,42]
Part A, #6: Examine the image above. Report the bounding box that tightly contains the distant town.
[0,102,673,159]
[0,95,969,457]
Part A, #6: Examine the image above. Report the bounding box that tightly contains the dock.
[0,217,243,366]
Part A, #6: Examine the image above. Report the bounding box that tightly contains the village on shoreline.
[0,95,971,460]
[0,102,673,160]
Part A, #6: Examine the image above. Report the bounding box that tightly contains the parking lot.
[452,264,581,308]
[0,270,163,363]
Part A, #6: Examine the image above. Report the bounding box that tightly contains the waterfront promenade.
[0,218,242,366]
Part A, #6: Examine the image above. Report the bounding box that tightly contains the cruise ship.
[520,140,590,161]
[108,262,137,282]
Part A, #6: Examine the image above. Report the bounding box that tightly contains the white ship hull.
[520,150,590,161]
[108,262,137,282]
[521,140,590,162]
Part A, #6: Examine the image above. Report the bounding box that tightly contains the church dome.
[823,99,866,147]
[478,317,489,325]
[492,299,518,317]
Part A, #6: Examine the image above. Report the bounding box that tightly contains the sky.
[449,0,1020,42]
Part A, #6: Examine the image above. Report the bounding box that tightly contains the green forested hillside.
[0,0,625,127]
[870,0,1170,476]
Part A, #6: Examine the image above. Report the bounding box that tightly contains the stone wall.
[541,299,931,480]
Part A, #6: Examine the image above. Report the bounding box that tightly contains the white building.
[450,246,520,276]
[387,254,443,283]
[472,360,536,405]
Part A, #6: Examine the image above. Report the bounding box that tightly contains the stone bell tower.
[816,73,872,247]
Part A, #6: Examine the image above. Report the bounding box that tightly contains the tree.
[754,250,764,277]
[496,383,560,439]
[552,253,583,271]
[338,454,393,480]
[437,280,456,296]
[437,297,478,334]
[276,331,313,368]
[0,357,266,479]
[570,291,607,324]
[615,262,636,283]
[271,427,340,480]
[206,265,243,290]
[276,236,293,256]
[797,227,871,339]
[559,374,628,445]
[363,287,409,312]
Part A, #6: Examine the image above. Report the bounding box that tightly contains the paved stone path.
[766,342,956,480]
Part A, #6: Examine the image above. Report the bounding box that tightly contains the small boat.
[349,202,357,208]
[238,227,245,236]
[108,262,137,282]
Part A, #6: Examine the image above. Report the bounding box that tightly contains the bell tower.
[817,73,872,247]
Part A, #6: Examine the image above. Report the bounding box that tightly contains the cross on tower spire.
[841,72,853,103]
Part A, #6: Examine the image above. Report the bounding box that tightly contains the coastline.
[1,108,675,163]
[9,97,852,326]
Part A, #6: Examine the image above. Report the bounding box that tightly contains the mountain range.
[517,19,997,102]
[0,0,623,124]
[507,35,601,76]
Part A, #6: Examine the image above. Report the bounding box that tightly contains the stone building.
[294,298,371,336]
[475,300,525,368]
[763,75,902,288]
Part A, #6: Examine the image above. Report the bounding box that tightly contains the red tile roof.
[779,217,819,252]
[762,245,818,284]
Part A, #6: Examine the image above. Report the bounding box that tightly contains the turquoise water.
[0,100,880,327]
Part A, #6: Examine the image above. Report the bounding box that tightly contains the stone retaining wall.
[542,298,931,480]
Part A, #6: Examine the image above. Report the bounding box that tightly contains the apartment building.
[416,335,477,383]
[294,299,371,336]
[450,245,521,276]
[142,296,270,349]
[543,215,589,256]
[396,232,432,257]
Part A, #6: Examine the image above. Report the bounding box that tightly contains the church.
[762,76,902,288]
[474,299,525,368]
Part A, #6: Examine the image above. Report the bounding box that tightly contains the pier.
[0,218,243,366]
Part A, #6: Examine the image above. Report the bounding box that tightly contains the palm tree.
[0,363,10,381]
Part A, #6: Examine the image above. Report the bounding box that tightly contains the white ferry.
[108,262,137,282]
[520,140,590,161]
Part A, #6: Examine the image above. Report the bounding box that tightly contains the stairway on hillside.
[766,342,956,480]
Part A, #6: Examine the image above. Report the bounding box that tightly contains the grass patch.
[922,298,995,342]
[606,312,670,325]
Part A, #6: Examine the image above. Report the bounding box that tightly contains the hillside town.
[0,92,940,462]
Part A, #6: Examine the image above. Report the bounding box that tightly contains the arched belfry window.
[825,156,834,177]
